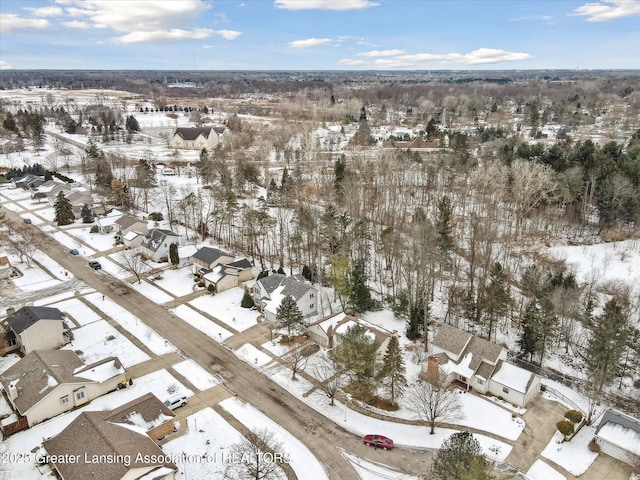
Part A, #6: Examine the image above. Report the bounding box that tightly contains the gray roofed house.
[12,173,45,190]
[3,306,67,354]
[43,406,177,480]
[170,126,226,151]
[192,246,234,273]
[253,273,318,322]
[0,350,126,428]
[424,324,540,407]
[201,257,254,293]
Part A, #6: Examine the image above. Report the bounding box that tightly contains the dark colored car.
[22,217,32,224]
[88,260,102,270]
[70,249,79,255]
[363,434,394,450]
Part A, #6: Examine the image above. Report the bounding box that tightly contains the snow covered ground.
[189,287,261,332]
[527,459,567,480]
[129,279,175,304]
[172,359,221,391]
[170,304,234,340]
[148,267,200,298]
[541,427,599,476]
[340,450,421,480]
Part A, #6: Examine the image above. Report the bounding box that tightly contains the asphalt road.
[1,205,433,479]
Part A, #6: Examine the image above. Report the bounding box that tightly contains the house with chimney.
[0,350,126,432]
[423,324,540,407]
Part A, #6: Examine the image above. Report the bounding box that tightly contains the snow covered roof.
[74,357,125,383]
[179,244,198,258]
[490,361,535,393]
[597,422,640,456]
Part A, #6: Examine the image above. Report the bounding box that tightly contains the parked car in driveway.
[88,260,102,270]
[164,394,187,410]
[363,434,394,450]
[70,249,79,255]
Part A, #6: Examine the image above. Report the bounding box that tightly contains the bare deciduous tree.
[408,378,464,434]
[313,354,347,406]
[224,428,286,480]
[118,249,148,283]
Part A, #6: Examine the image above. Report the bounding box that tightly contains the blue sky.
[0,0,639,70]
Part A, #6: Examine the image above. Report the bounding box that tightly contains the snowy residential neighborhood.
[0,60,639,480]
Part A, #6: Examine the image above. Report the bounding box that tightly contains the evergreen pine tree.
[518,299,540,362]
[431,432,494,480]
[349,259,374,313]
[378,336,407,405]
[81,203,93,223]
[275,295,305,338]
[54,191,75,226]
[435,195,454,257]
[169,243,179,266]
[481,262,511,341]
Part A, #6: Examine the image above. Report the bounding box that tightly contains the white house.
[595,409,640,465]
[253,273,317,322]
[0,350,126,429]
[170,126,226,151]
[201,258,254,293]
[423,324,540,407]
[139,229,183,262]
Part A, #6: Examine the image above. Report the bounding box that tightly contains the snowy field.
[172,359,221,391]
[51,230,94,255]
[63,319,151,367]
[68,229,118,252]
[170,304,234,341]
[221,397,329,480]
[83,292,177,355]
[189,287,261,332]
[235,343,274,367]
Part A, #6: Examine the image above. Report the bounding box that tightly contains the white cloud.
[373,58,415,68]
[275,0,378,10]
[289,37,333,48]
[0,61,14,70]
[510,14,557,25]
[571,0,640,21]
[63,20,91,28]
[25,6,64,17]
[214,29,242,40]
[337,58,367,65]
[0,14,50,33]
[358,49,405,57]
[112,28,213,44]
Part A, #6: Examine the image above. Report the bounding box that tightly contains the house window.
[60,395,69,405]
[459,375,467,382]
[75,390,86,401]
[309,293,314,298]
[477,378,484,385]
[309,303,314,309]
[503,387,510,394]
[8,339,16,346]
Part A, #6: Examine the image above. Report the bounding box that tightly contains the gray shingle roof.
[432,324,472,358]
[5,306,64,334]
[597,409,640,435]
[174,127,216,141]
[43,408,177,480]
[141,228,179,252]
[193,246,231,265]
[466,336,504,371]
[227,258,252,269]
[256,273,315,301]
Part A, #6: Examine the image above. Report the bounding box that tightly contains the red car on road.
[363,434,394,450]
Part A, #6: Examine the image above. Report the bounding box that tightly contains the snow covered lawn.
[527,459,567,480]
[51,230,94,255]
[68,229,117,252]
[10,258,61,291]
[64,319,151,367]
[148,267,199,298]
[172,359,221,391]
[340,450,420,480]
[189,287,261,332]
[49,297,102,326]
[129,279,174,304]
[221,397,329,480]
[170,304,234,341]
[541,427,599,476]
[235,343,274,367]
[83,292,177,355]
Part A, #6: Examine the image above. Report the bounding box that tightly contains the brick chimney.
[426,355,440,385]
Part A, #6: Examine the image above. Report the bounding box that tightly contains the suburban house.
[42,395,177,480]
[139,228,183,262]
[2,306,68,355]
[66,191,94,219]
[36,180,72,203]
[595,409,640,465]
[0,255,13,280]
[253,273,318,322]
[202,258,254,293]
[192,246,234,275]
[0,350,126,430]
[307,312,396,358]
[96,209,125,235]
[12,173,45,190]
[115,215,148,246]
[170,126,226,151]
[423,324,540,407]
